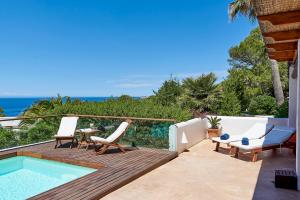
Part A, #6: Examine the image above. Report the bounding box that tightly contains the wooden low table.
[77,128,100,150]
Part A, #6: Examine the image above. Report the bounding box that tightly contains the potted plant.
[207,116,221,138]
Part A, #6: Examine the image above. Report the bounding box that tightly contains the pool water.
[0,156,97,200]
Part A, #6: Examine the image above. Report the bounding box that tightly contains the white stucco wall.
[215,116,288,136]
[289,63,298,128]
[169,118,207,153]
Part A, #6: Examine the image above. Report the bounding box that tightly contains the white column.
[289,63,297,128]
[296,39,300,190]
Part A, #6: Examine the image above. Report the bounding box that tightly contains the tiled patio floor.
[103,140,300,200]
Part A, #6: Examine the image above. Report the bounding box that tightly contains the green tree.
[248,95,277,115]
[179,73,220,114]
[229,0,285,106]
[154,77,182,106]
[229,0,256,22]
[219,92,241,116]
[224,28,288,111]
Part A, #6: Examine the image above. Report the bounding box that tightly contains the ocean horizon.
[0,97,120,117]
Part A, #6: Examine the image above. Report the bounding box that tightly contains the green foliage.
[275,101,289,118]
[223,28,288,112]
[179,73,221,113]
[0,107,5,117]
[248,95,277,115]
[0,128,18,149]
[14,96,192,150]
[153,77,182,106]
[229,0,256,22]
[207,116,221,129]
[20,121,58,144]
[219,92,241,116]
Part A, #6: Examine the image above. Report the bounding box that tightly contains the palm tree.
[229,0,285,106]
[179,73,220,114]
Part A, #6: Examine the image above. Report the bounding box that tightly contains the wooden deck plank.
[0,141,177,200]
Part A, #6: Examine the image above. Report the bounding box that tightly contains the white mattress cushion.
[91,122,129,144]
[230,126,296,150]
[212,123,273,144]
[56,117,79,137]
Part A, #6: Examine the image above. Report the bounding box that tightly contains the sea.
[0,97,114,117]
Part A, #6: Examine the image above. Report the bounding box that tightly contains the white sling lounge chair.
[90,120,131,155]
[54,117,79,149]
[212,123,274,152]
[230,126,296,162]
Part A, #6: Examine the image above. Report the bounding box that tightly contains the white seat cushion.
[212,123,273,144]
[91,121,129,144]
[230,126,296,150]
[56,117,79,137]
[90,136,110,144]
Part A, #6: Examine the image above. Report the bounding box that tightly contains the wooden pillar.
[296,39,300,190]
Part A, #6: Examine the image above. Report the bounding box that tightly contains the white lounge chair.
[230,126,296,162]
[54,117,79,149]
[90,120,131,155]
[212,123,274,152]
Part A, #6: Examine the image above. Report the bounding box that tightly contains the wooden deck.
[0,142,177,200]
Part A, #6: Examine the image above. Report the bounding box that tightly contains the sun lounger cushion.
[54,117,79,137]
[230,126,296,150]
[212,123,274,144]
[91,122,129,144]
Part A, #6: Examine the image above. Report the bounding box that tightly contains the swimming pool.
[0,156,97,200]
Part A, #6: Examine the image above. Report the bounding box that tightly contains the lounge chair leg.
[70,138,74,149]
[229,147,235,155]
[252,152,258,162]
[116,143,126,153]
[96,145,109,155]
[54,139,59,149]
[215,142,220,152]
[234,148,239,158]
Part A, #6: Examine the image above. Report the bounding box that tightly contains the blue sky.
[0,0,256,97]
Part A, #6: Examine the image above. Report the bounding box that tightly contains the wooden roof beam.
[269,50,297,61]
[263,29,300,41]
[258,10,300,25]
[266,41,298,51]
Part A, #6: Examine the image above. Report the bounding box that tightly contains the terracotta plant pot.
[207,128,220,139]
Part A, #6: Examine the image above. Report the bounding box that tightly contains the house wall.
[169,118,207,153]
[296,40,300,190]
[289,63,298,128]
[216,116,288,136]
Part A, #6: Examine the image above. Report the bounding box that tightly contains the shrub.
[20,121,58,144]
[0,128,18,149]
[248,95,276,115]
[275,101,288,118]
[219,92,241,116]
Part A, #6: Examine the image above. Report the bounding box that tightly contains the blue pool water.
[0,156,96,200]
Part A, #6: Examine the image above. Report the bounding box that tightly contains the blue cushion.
[220,133,230,140]
[242,137,249,145]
